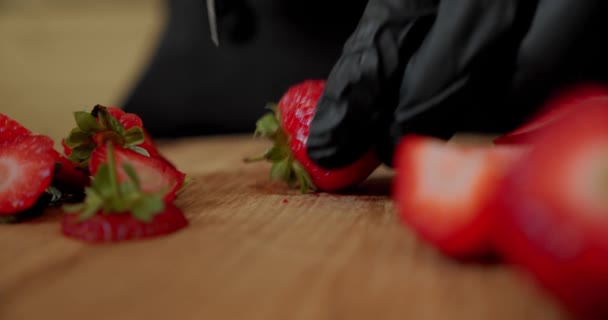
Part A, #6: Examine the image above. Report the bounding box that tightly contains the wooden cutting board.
[0,135,567,320]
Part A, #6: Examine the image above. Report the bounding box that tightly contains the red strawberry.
[118,113,144,129]
[492,102,608,320]
[0,135,56,214]
[246,80,380,192]
[107,108,165,159]
[62,202,187,243]
[494,84,608,145]
[89,144,185,201]
[52,153,90,191]
[106,106,126,119]
[63,105,166,169]
[393,135,523,258]
[62,143,188,242]
[0,113,31,142]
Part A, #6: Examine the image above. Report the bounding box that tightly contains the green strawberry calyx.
[244,104,317,193]
[64,105,148,168]
[63,142,166,222]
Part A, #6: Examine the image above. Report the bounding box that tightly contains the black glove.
[306,0,608,168]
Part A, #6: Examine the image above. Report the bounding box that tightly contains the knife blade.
[206,0,220,46]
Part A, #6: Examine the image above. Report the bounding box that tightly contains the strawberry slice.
[0,135,56,214]
[62,143,188,242]
[62,202,187,242]
[0,113,31,142]
[89,144,185,201]
[492,102,608,320]
[63,105,166,168]
[494,84,608,145]
[392,135,523,258]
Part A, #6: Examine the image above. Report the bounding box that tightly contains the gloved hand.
[306,0,607,168]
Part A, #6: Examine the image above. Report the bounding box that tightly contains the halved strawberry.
[62,143,188,242]
[0,135,56,214]
[0,113,31,142]
[494,84,608,145]
[63,105,165,168]
[392,135,523,258]
[492,102,608,320]
[89,144,185,201]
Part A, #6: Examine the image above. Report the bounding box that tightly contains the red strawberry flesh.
[61,202,188,242]
[119,113,144,129]
[0,135,56,214]
[393,135,522,257]
[493,102,608,319]
[0,113,31,142]
[89,144,185,201]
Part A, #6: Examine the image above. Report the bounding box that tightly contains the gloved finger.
[306,0,439,169]
[380,0,538,165]
[509,0,605,110]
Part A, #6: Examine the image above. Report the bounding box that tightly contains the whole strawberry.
[246,80,380,192]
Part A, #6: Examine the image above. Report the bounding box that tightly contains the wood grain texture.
[0,135,567,320]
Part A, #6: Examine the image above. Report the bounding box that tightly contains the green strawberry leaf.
[270,158,292,182]
[74,111,103,133]
[124,127,145,145]
[254,112,280,137]
[245,103,318,193]
[91,164,112,195]
[128,145,150,157]
[265,145,289,161]
[122,163,141,190]
[68,143,96,168]
[65,128,92,148]
[130,195,164,222]
[67,189,103,220]
[292,161,316,193]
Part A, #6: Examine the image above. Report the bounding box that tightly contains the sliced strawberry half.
[492,102,608,320]
[62,202,187,242]
[392,135,523,258]
[63,105,165,168]
[0,113,31,142]
[89,144,185,201]
[494,84,608,145]
[0,135,56,214]
[62,143,188,242]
